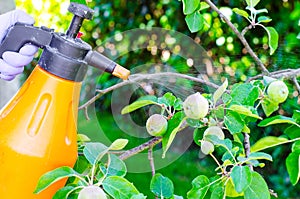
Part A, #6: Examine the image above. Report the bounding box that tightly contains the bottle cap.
[112,64,130,80]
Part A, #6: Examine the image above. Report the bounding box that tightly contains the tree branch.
[247,68,300,82]
[148,146,156,176]
[292,77,300,94]
[119,137,162,160]
[203,0,269,75]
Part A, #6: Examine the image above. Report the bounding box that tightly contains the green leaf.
[158,92,177,107]
[34,166,81,194]
[248,152,273,161]
[103,176,139,199]
[130,194,147,199]
[230,166,252,193]
[162,112,186,158]
[246,7,268,15]
[293,110,300,123]
[251,136,289,152]
[150,173,174,198]
[286,152,300,185]
[83,142,108,165]
[258,16,272,23]
[174,98,183,110]
[285,125,300,139]
[292,141,300,153]
[244,172,270,199]
[225,179,243,197]
[210,187,225,199]
[193,127,207,146]
[77,134,91,142]
[245,0,260,7]
[70,0,87,5]
[199,2,210,11]
[261,97,279,117]
[228,105,262,119]
[185,11,204,33]
[258,115,300,128]
[264,26,279,55]
[224,111,245,134]
[182,0,199,15]
[232,8,249,18]
[230,83,259,106]
[53,186,76,199]
[222,93,232,104]
[104,154,127,177]
[213,78,228,104]
[109,139,128,150]
[205,135,233,151]
[121,96,159,114]
[187,175,210,199]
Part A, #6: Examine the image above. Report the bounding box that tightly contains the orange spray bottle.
[0,3,129,199]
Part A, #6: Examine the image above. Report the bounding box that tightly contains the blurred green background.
[16,0,300,198]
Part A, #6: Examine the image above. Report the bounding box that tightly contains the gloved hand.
[0,10,38,81]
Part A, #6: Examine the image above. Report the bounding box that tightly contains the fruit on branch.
[267,80,289,103]
[78,186,107,199]
[183,92,209,119]
[146,114,168,136]
[203,126,225,140]
[201,140,214,155]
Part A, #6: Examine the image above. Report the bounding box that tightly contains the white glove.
[0,10,38,81]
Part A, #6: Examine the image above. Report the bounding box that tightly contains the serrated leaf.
[244,172,270,199]
[121,96,158,114]
[230,83,259,106]
[224,111,245,134]
[258,115,300,128]
[53,186,76,199]
[162,112,186,158]
[286,152,300,185]
[245,0,260,7]
[228,105,262,119]
[83,142,109,165]
[109,139,128,150]
[251,136,289,152]
[150,173,174,198]
[103,176,139,199]
[232,8,249,18]
[230,166,252,193]
[185,11,204,33]
[34,166,81,194]
[258,16,272,23]
[261,97,279,117]
[187,175,210,199]
[213,78,228,104]
[264,26,279,55]
[182,0,199,15]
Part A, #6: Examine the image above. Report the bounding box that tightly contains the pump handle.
[0,23,53,58]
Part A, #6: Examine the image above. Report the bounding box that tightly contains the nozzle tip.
[112,64,130,80]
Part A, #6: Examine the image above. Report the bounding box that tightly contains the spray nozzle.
[0,3,130,81]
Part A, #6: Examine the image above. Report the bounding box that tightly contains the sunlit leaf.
[258,115,300,128]
[109,139,128,150]
[187,175,210,199]
[121,96,159,114]
[228,105,262,119]
[263,26,279,55]
[53,186,77,199]
[103,176,139,199]
[230,166,252,193]
[83,142,108,165]
[199,2,210,11]
[245,0,260,7]
[251,136,289,152]
[182,0,199,15]
[232,8,249,19]
[258,16,272,23]
[244,172,270,199]
[224,111,245,134]
[213,78,228,104]
[261,97,279,117]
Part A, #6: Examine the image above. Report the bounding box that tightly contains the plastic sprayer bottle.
[0,3,129,198]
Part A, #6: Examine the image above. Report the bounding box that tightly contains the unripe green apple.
[146,114,168,136]
[201,140,214,155]
[203,126,225,140]
[78,186,107,199]
[183,92,209,120]
[267,80,289,103]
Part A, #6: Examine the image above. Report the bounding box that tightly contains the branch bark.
[203,0,269,75]
[247,68,300,82]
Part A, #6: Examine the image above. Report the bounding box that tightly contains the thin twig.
[119,137,163,160]
[203,0,269,75]
[247,68,300,82]
[79,72,221,112]
[292,77,300,94]
[148,146,156,176]
[241,25,252,36]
